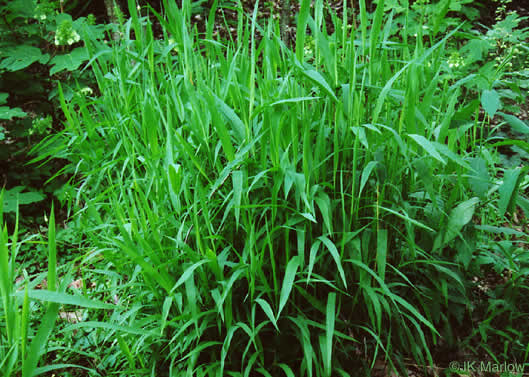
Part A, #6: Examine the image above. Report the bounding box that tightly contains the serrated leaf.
[0,46,49,71]
[461,39,491,62]
[49,48,89,75]
[481,89,501,118]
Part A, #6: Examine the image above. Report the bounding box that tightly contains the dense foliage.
[1,0,529,376]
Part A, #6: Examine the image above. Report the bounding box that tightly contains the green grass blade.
[47,204,56,293]
[277,256,299,319]
[376,228,388,281]
[295,0,311,62]
[255,298,279,331]
[318,236,347,289]
[324,292,336,377]
[16,290,115,309]
[22,302,60,377]
[408,134,446,164]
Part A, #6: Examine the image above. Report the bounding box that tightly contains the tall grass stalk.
[32,0,529,375]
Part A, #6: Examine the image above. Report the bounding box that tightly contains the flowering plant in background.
[30,115,53,135]
[447,51,464,69]
[34,0,57,21]
[55,19,81,45]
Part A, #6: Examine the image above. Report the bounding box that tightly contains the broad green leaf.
[318,236,347,288]
[474,225,527,237]
[295,0,312,61]
[0,93,9,105]
[160,296,173,335]
[481,89,501,118]
[300,212,317,223]
[255,298,279,331]
[498,167,528,217]
[388,292,439,336]
[300,69,338,103]
[211,93,246,143]
[0,46,49,71]
[434,143,471,169]
[461,39,491,62]
[492,139,529,155]
[257,367,274,377]
[206,89,236,161]
[408,134,446,164]
[376,229,388,281]
[288,316,314,377]
[49,47,89,75]
[307,240,321,284]
[170,260,209,293]
[324,292,336,377]
[0,106,27,120]
[359,161,377,197]
[379,206,435,232]
[167,163,182,193]
[278,364,296,377]
[2,187,45,213]
[444,197,479,244]
[314,192,332,235]
[468,157,490,199]
[232,170,243,229]
[220,325,239,375]
[363,286,382,332]
[499,112,529,134]
[277,256,299,319]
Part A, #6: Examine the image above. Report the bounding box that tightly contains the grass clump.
[27,0,529,375]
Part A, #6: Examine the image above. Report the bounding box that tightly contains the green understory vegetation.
[1,0,529,376]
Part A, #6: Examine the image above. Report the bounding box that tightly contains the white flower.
[80,87,93,95]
